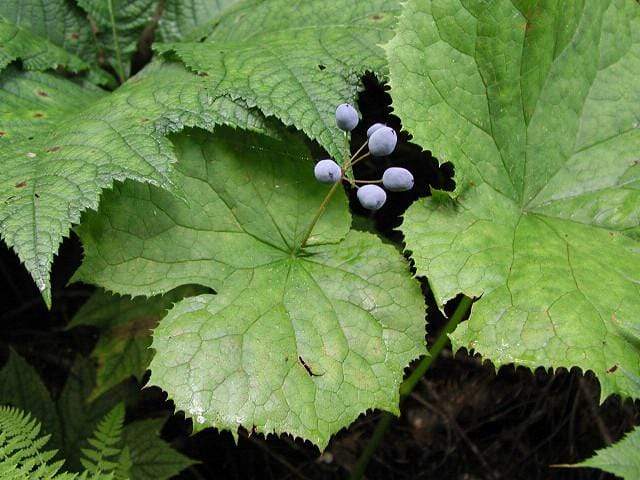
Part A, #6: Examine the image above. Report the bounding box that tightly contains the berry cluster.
[314,103,414,210]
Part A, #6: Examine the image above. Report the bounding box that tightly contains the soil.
[0,73,638,480]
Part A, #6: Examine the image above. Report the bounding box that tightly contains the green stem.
[348,151,370,168]
[298,180,341,250]
[353,179,382,185]
[350,295,473,480]
[299,134,365,249]
[346,141,369,170]
[107,0,126,83]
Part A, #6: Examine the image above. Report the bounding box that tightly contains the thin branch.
[107,0,126,83]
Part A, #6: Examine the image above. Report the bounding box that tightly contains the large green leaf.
[156,0,239,42]
[390,0,640,398]
[157,0,401,163]
[0,61,265,305]
[74,127,425,448]
[68,285,209,400]
[0,17,88,73]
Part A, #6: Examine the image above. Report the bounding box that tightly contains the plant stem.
[353,179,382,185]
[299,135,367,249]
[298,180,341,250]
[350,295,473,480]
[107,0,126,83]
[348,152,370,168]
[347,141,369,169]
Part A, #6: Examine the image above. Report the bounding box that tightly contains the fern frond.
[80,403,129,479]
[0,405,77,479]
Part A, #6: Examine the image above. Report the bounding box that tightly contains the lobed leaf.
[156,0,401,164]
[390,0,640,398]
[0,61,266,305]
[75,127,425,448]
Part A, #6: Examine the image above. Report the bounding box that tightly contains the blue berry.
[382,167,414,192]
[368,126,397,156]
[357,184,387,210]
[335,103,359,131]
[314,159,342,183]
[367,123,385,138]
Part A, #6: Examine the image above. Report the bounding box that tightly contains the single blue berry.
[367,123,385,138]
[382,167,414,192]
[335,103,359,131]
[314,159,342,184]
[357,184,387,210]
[368,126,397,156]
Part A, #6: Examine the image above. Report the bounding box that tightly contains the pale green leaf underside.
[576,427,640,479]
[0,17,88,73]
[157,0,401,163]
[75,128,425,448]
[0,61,266,304]
[391,0,640,398]
[69,285,208,400]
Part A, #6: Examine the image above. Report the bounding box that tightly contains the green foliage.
[68,285,209,400]
[0,61,266,305]
[0,0,96,68]
[156,0,238,42]
[0,349,61,451]
[0,406,75,480]
[157,0,401,163]
[575,428,640,479]
[0,351,193,477]
[122,419,195,480]
[390,0,640,398]
[76,0,158,80]
[0,17,88,73]
[0,404,131,480]
[80,403,127,479]
[74,127,425,448]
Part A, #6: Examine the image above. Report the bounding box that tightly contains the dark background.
[0,73,638,480]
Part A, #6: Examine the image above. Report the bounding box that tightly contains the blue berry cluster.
[313,103,414,211]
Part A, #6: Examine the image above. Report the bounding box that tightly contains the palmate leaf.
[68,285,209,400]
[390,0,640,398]
[74,127,425,448]
[0,61,266,305]
[157,0,401,164]
[0,17,88,73]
